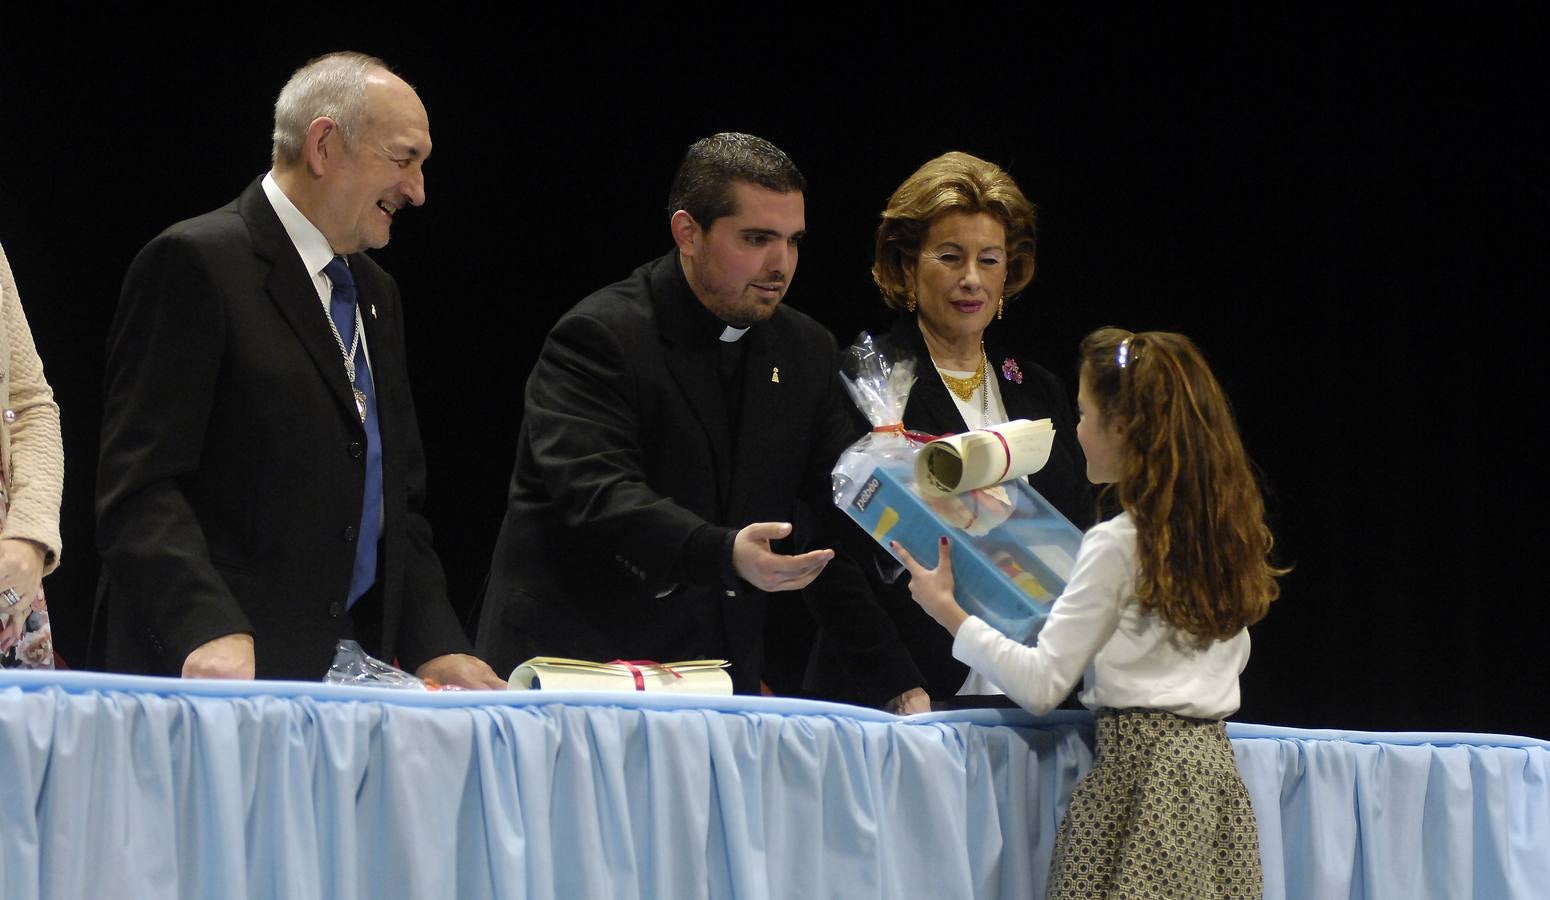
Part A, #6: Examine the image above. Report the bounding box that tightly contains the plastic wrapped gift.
[832,333,1084,644]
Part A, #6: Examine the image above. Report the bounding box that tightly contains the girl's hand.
[891,537,970,636]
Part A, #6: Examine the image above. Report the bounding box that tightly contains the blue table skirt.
[3,671,1546,900]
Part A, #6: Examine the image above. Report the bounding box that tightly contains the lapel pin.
[370,304,378,319]
[770,367,780,384]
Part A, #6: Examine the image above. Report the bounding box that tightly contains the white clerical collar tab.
[720,326,750,343]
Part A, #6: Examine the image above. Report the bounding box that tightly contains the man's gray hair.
[271,52,389,167]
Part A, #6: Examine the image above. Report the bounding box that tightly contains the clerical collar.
[675,253,754,344]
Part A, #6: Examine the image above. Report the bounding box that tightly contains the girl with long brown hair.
[895,326,1283,898]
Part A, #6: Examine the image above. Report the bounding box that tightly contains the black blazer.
[475,251,858,693]
[805,315,1095,706]
[94,178,470,680]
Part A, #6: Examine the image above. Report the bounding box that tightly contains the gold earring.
[905,292,917,313]
[996,297,1004,320]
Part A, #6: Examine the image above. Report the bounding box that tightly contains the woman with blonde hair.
[805,152,1092,712]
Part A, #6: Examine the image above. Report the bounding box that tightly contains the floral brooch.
[1000,357,1023,384]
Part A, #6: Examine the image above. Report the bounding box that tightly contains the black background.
[3,11,1543,737]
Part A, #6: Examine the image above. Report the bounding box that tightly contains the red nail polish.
[939,536,948,546]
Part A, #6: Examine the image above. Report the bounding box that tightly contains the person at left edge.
[94,52,504,687]
[0,242,64,662]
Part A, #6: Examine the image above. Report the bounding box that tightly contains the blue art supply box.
[839,458,1083,643]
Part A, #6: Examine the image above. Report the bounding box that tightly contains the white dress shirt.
[260,172,372,368]
[952,512,1250,718]
[260,173,382,533]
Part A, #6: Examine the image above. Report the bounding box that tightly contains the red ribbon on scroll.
[872,423,942,446]
[607,660,684,691]
[985,428,1013,483]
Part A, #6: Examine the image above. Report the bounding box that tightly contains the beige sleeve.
[0,243,64,573]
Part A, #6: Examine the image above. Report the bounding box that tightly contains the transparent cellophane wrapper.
[324,639,461,690]
[831,331,922,492]
[832,333,1083,644]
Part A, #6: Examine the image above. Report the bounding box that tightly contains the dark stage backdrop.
[2,13,1542,737]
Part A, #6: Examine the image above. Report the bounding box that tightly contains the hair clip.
[1116,337,1133,369]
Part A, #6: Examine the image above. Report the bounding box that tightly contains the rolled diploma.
[913,419,1056,497]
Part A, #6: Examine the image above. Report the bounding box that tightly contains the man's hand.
[415,653,507,690]
[887,686,932,715]
[182,633,256,679]
[891,537,969,636]
[732,522,834,592]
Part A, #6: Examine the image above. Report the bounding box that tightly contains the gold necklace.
[937,345,987,402]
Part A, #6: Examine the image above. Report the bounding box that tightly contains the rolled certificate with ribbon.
[507,657,734,694]
[913,419,1057,497]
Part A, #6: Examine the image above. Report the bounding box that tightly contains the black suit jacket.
[475,251,857,693]
[805,315,1095,705]
[95,178,470,679]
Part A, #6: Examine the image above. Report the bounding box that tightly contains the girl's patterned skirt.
[1047,707,1262,899]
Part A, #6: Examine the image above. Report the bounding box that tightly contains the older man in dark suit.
[95,52,502,687]
[476,134,874,694]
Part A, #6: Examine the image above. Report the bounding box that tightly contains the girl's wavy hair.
[1080,327,1285,645]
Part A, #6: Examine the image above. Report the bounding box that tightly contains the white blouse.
[952,512,1250,718]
